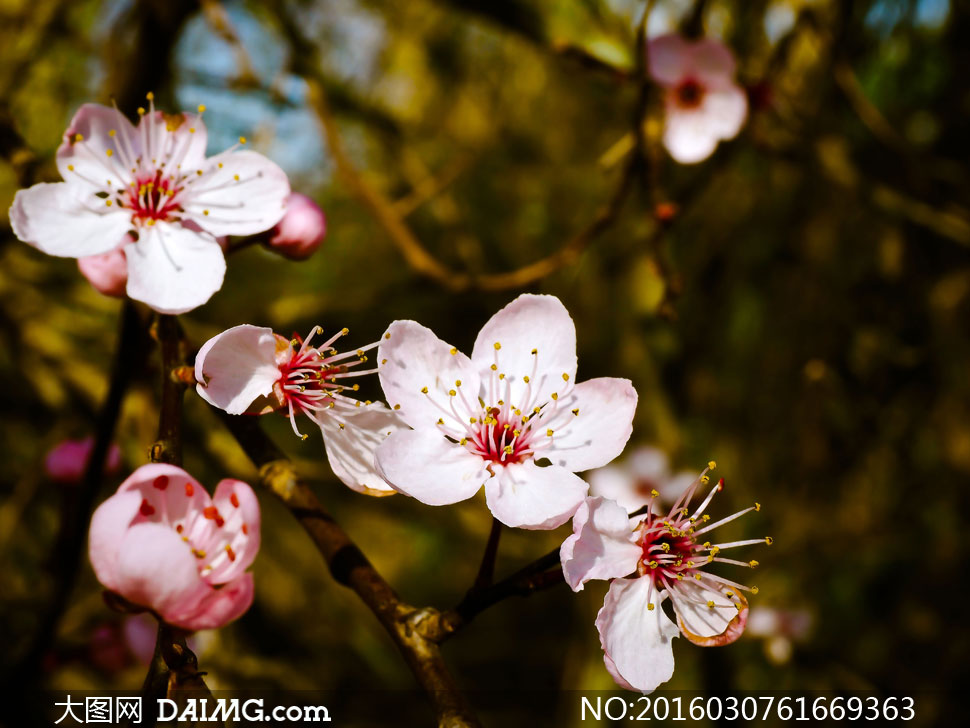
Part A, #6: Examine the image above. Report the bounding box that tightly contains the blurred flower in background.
[746,606,814,665]
[589,445,697,513]
[45,437,122,485]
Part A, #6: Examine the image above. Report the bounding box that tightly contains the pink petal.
[647,34,692,86]
[560,497,641,591]
[375,429,489,505]
[697,85,748,139]
[176,573,254,631]
[11,183,132,258]
[595,577,679,693]
[268,192,326,260]
[195,325,281,415]
[588,465,652,514]
[181,149,290,237]
[137,110,208,172]
[114,523,209,619]
[689,38,738,87]
[547,377,637,472]
[78,244,128,298]
[378,320,481,432]
[45,437,122,484]
[662,107,722,164]
[483,460,588,530]
[471,295,577,411]
[318,403,404,495]
[123,223,226,314]
[670,580,749,646]
[56,104,140,193]
[88,490,143,592]
[206,480,261,583]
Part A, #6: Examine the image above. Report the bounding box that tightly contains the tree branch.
[219,413,481,728]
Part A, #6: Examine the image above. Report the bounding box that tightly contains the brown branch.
[149,315,188,465]
[219,413,481,728]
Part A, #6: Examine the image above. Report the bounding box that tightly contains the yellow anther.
[74,133,83,142]
[490,364,497,370]
[341,327,349,335]
[754,502,761,512]
[710,546,720,555]
[493,342,501,350]
[707,600,715,608]
[681,507,689,516]
[513,429,521,437]
[551,393,558,400]
[726,590,734,597]
[105,200,112,207]
[449,347,457,355]
[695,573,702,580]
[203,210,209,216]
[197,104,206,113]
[301,434,308,441]
[531,348,537,354]
[660,543,670,553]
[523,376,530,383]
[449,389,456,397]
[562,372,569,381]
[749,560,759,568]
[460,438,467,446]
[546,429,554,437]
[703,541,711,548]
[571,408,579,415]
[137,107,145,115]
[702,514,711,522]
[421,387,429,394]
[146,91,154,100]
[233,174,240,181]
[498,373,505,380]
[67,164,74,171]
[146,219,155,226]
[503,423,510,429]
[196,169,203,176]
[436,418,444,425]
[384,332,391,339]
[498,399,504,405]
[393,404,401,410]
[469,417,477,424]
[504,445,514,454]
[649,561,658,569]
[455,380,462,387]
[108,129,116,137]
[708,460,717,470]
[381,359,388,365]
[338,423,345,430]
[647,603,655,611]
[751,586,760,594]
[651,489,660,498]
[701,475,710,484]
[352,384,359,391]
[192,549,206,559]
[239,136,247,144]
[765,536,773,545]
[676,573,684,580]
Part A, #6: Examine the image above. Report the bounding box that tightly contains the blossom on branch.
[375,294,637,529]
[88,464,260,631]
[560,465,768,692]
[589,445,696,514]
[195,324,402,496]
[10,98,290,313]
[647,34,748,164]
[267,192,327,260]
[45,437,122,484]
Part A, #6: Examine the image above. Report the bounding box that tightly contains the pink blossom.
[647,34,748,164]
[10,99,290,314]
[88,464,260,631]
[375,294,638,529]
[78,240,129,298]
[589,446,696,514]
[268,193,326,260]
[45,437,122,484]
[560,466,768,692]
[195,324,403,496]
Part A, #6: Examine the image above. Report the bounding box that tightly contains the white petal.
[589,465,652,514]
[596,577,679,693]
[318,403,406,496]
[471,294,577,409]
[123,224,226,314]
[662,107,721,164]
[195,325,282,414]
[139,110,208,172]
[697,85,748,140]
[669,579,749,646]
[483,460,588,530]
[11,183,131,258]
[375,429,489,505]
[647,34,692,86]
[181,149,290,237]
[56,104,138,192]
[547,378,637,472]
[560,496,641,591]
[378,320,481,432]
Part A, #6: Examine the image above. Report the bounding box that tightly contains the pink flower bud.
[268,193,326,260]
[78,244,128,297]
[45,437,122,484]
[88,464,260,631]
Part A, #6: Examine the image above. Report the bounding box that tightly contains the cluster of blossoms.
[11,94,765,691]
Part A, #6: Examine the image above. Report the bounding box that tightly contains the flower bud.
[45,437,122,484]
[78,245,128,297]
[268,193,326,260]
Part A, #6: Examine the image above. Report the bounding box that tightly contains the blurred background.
[1,0,967,725]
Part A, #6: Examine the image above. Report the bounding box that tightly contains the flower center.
[126,171,182,224]
[465,406,536,465]
[674,78,705,109]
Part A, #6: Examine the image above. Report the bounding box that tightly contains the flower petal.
[697,85,748,140]
[596,577,679,693]
[195,325,282,415]
[689,39,737,87]
[56,103,139,192]
[174,573,254,631]
[206,479,261,582]
[670,580,749,646]
[560,496,641,591]
[114,523,208,618]
[88,489,143,592]
[647,34,691,86]
[547,377,637,472]
[471,294,577,409]
[11,183,132,258]
[378,320,481,432]
[123,223,226,314]
[375,429,488,505]
[181,149,290,237]
[138,110,208,172]
[483,460,588,529]
[318,403,405,496]
[589,464,652,514]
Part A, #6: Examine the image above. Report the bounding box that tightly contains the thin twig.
[472,518,502,590]
[219,413,481,728]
